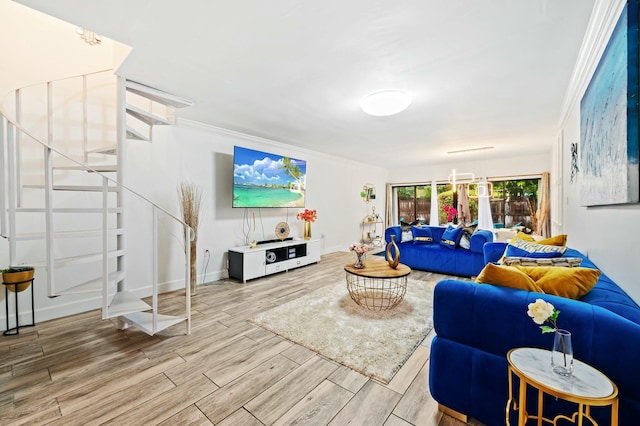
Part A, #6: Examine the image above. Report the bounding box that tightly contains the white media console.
[228,238,321,283]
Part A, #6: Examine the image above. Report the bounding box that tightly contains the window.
[393,183,450,224]
[391,177,540,229]
[490,179,539,229]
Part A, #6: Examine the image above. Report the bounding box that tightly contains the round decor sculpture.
[386,234,400,269]
[275,222,290,241]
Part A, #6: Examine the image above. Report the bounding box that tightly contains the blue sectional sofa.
[429,242,640,426]
[384,225,494,277]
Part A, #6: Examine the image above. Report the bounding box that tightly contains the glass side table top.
[509,347,615,399]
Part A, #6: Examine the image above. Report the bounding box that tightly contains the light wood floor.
[0,251,485,425]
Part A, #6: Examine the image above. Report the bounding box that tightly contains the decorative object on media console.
[348,242,369,269]
[296,208,317,240]
[527,298,573,376]
[178,182,202,296]
[386,234,400,269]
[275,222,290,241]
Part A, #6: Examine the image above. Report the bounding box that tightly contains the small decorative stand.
[2,278,35,335]
[506,347,618,426]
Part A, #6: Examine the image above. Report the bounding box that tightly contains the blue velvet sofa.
[384,225,494,277]
[429,241,640,426]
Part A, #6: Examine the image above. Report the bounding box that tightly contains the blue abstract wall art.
[580,0,639,206]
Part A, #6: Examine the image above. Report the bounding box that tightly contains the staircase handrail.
[0,82,195,242]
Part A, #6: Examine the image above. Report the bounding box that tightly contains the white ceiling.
[15,0,595,168]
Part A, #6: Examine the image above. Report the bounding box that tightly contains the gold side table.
[506,347,618,426]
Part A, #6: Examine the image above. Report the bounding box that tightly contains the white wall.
[124,120,389,286]
[555,0,640,303]
[388,153,550,184]
[559,107,640,304]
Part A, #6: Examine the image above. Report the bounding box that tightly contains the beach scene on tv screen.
[233,147,306,208]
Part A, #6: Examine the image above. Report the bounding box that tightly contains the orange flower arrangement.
[296,209,317,222]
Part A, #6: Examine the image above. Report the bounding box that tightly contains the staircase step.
[120,312,187,336]
[106,291,151,318]
[88,145,117,155]
[125,80,193,109]
[57,271,124,295]
[30,249,125,268]
[53,165,118,172]
[126,104,171,126]
[126,125,150,141]
[16,207,122,213]
[14,228,124,241]
[23,184,120,192]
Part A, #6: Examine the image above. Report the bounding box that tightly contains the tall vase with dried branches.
[179,182,203,296]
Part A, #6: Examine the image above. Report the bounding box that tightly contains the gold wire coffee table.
[344,260,411,311]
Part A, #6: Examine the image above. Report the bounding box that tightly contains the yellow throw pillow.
[508,232,535,244]
[537,234,568,247]
[516,266,600,299]
[476,263,543,293]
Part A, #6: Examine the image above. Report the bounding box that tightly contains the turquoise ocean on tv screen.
[233,184,303,208]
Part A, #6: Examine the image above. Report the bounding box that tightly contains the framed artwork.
[570,143,579,184]
[580,0,639,206]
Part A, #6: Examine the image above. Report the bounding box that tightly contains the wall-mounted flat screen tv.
[233,146,306,208]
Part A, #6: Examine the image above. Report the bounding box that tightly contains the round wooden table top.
[344,260,411,278]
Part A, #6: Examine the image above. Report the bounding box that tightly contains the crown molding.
[558,0,627,130]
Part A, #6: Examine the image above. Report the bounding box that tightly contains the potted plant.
[1,266,35,292]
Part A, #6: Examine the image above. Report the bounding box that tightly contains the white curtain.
[477,179,493,230]
[429,180,439,226]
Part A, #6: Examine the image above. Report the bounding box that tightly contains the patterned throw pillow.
[412,226,433,245]
[504,238,567,258]
[440,225,463,250]
[503,257,582,267]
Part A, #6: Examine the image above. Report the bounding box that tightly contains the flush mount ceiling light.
[360,90,411,116]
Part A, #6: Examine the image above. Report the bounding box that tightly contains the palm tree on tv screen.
[280,157,303,190]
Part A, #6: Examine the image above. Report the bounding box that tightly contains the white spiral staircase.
[0,70,194,335]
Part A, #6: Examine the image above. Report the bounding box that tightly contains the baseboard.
[0,268,229,332]
[439,404,468,423]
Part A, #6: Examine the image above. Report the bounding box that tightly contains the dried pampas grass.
[178,182,203,294]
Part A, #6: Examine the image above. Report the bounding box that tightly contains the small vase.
[353,253,365,269]
[303,221,311,240]
[386,234,400,269]
[551,329,574,376]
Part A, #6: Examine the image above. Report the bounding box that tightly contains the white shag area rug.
[250,278,434,384]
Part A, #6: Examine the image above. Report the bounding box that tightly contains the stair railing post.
[185,225,191,335]
[0,115,6,236]
[15,88,22,208]
[44,144,54,296]
[82,75,88,163]
[102,176,109,318]
[151,207,158,334]
[6,122,17,265]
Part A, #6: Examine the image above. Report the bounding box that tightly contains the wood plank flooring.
[0,251,485,425]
